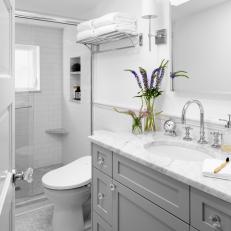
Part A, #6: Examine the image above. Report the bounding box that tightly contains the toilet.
[42,156,91,231]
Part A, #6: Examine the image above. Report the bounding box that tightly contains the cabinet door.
[93,168,113,225]
[93,212,112,231]
[113,181,189,231]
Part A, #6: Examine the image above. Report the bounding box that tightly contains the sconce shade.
[142,0,158,19]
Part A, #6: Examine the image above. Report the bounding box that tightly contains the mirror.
[171,0,231,95]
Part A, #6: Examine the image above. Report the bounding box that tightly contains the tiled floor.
[16,204,54,231]
[15,199,91,231]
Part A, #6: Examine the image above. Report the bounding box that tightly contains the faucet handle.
[183,126,193,141]
[210,131,223,149]
[219,114,231,128]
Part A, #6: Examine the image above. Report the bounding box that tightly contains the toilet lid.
[42,156,91,190]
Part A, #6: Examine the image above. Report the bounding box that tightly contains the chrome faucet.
[181,100,208,144]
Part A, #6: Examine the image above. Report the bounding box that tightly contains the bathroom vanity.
[90,131,231,231]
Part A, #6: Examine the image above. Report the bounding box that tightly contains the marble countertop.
[89,130,231,204]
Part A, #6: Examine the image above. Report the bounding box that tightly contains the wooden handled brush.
[214,158,230,174]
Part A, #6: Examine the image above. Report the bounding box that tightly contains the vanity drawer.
[113,154,190,223]
[93,212,112,231]
[191,188,231,231]
[93,168,113,225]
[92,144,113,176]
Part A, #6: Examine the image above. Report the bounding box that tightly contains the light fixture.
[142,0,158,51]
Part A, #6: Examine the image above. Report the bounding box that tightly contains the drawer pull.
[97,156,104,167]
[98,193,104,200]
[110,184,116,191]
[209,215,222,230]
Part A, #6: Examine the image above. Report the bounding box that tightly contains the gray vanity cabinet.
[92,144,231,231]
[113,180,189,231]
[113,154,190,222]
[92,144,113,177]
[93,168,113,224]
[93,212,112,231]
[191,188,231,231]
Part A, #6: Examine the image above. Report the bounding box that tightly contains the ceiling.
[15,0,102,20]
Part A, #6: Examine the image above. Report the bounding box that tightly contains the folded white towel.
[93,12,136,28]
[94,23,137,37]
[76,30,95,42]
[77,20,93,33]
[202,159,231,180]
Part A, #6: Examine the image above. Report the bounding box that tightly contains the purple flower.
[125,69,143,90]
[155,67,165,89]
[139,67,149,90]
[150,68,160,89]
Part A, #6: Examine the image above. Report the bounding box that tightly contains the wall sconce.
[142,0,158,51]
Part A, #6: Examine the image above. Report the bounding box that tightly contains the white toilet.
[42,156,91,231]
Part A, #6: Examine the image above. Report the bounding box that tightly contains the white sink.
[144,141,212,161]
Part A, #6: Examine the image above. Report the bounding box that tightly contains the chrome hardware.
[12,168,33,184]
[164,120,177,137]
[183,126,193,141]
[209,215,222,230]
[181,100,208,144]
[98,193,104,200]
[211,131,223,149]
[97,156,104,167]
[219,114,231,128]
[110,184,116,191]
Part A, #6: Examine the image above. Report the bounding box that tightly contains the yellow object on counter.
[214,158,229,174]
[221,145,231,153]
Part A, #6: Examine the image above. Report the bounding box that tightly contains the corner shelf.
[77,32,143,54]
[46,128,68,135]
[70,71,81,75]
[70,99,81,104]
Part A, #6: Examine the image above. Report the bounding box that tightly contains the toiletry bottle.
[74,86,81,101]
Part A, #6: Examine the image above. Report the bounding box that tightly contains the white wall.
[93,0,167,132]
[62,26,91,164]
[93,0,231,133]
[15,23,63,168]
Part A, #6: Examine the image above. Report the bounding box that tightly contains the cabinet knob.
[98,193,104,200]
[209,215,222,230]
[97,156,104,167]
[110,183,116,191]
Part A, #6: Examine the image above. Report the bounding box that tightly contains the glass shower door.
[15,92,34,202]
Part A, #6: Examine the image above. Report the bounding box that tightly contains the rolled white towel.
[202,159,231,180]
[77,20,93,33]
[93,12,136,28]
[76,30,95,42]
[94,23,137,37]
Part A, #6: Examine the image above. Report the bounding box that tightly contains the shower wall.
[15,23,63,169]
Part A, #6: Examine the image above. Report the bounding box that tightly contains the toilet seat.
[42,156,91,190]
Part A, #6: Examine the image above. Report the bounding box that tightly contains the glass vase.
[132,117,143,135]
[144,97,156,132]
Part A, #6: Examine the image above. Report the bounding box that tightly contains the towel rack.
[77,31,143,54]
